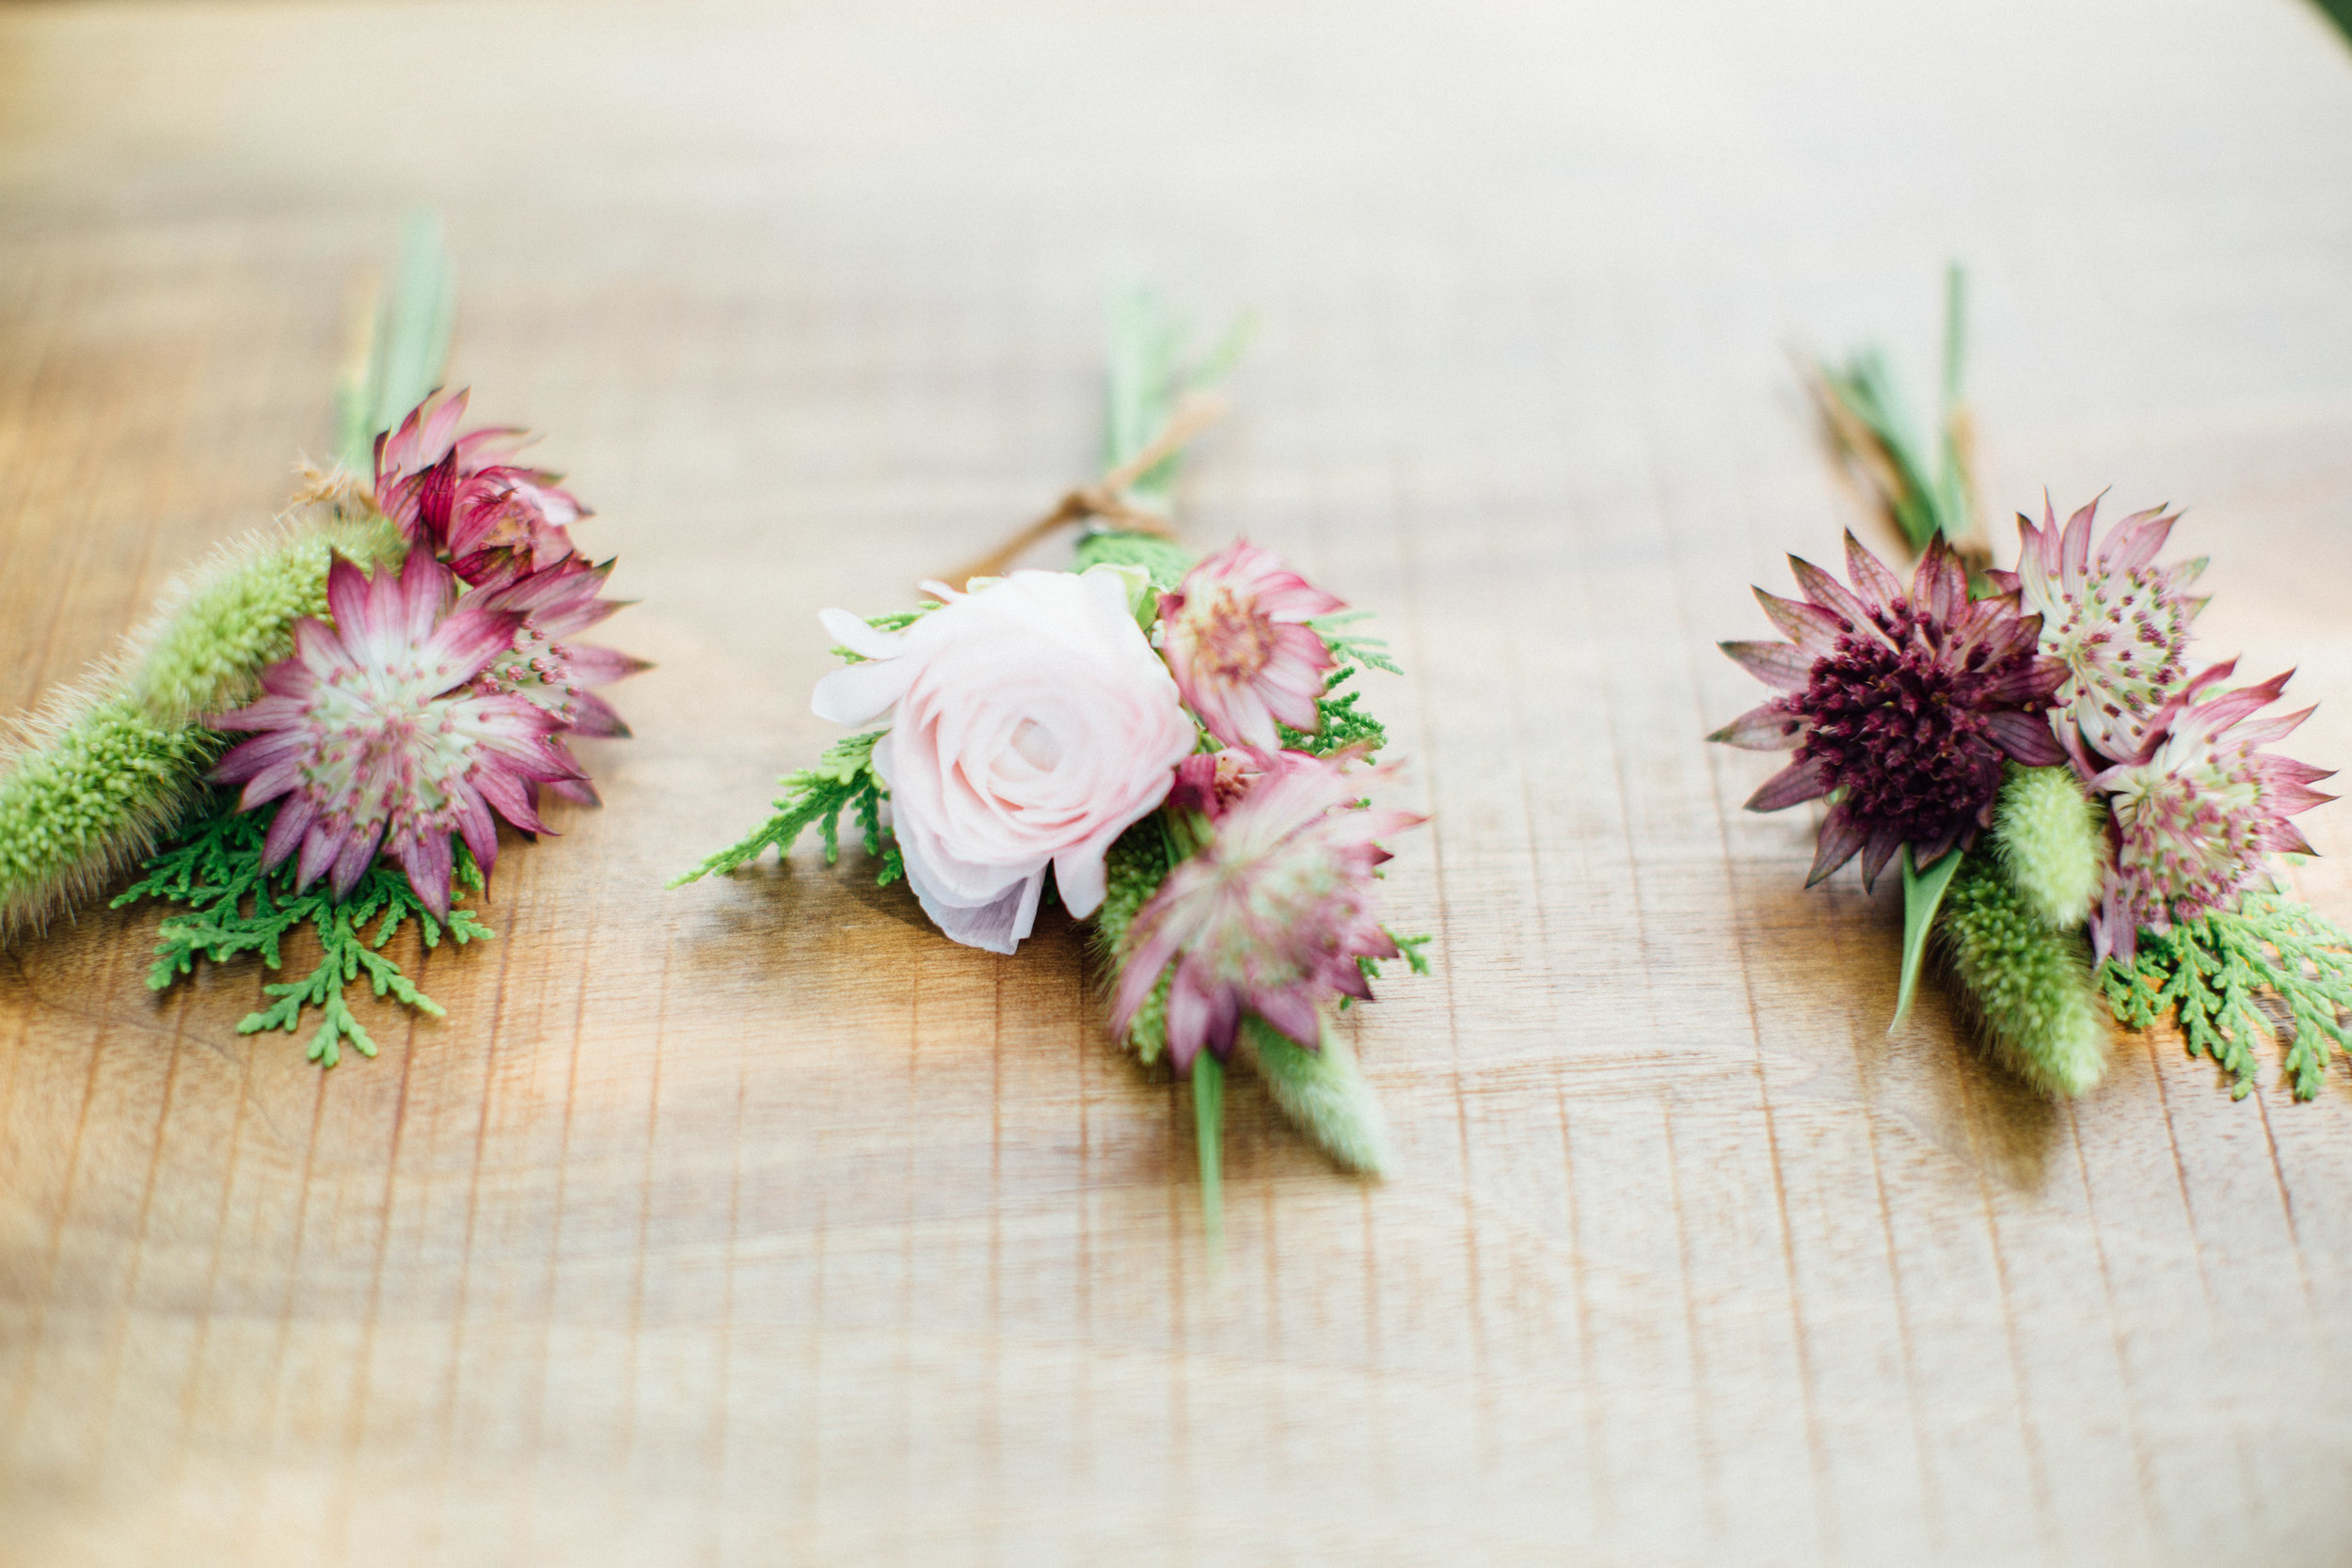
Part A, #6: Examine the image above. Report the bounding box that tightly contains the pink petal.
[1744,757,1830,812]
[398,832,454,919]
[1708,702,1805,752]
[1788,554,1873,636]
[1752,588,1846,658]
[1984,709,2065,766]
[1842,531,1905,613]
[325,555,373,640]
[261,796,318,869]
[296,822,343,893]
[1719,640,1812,692]
[1805,803,1866,886]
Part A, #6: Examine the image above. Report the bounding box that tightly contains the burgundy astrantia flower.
[1985,496,2206,764]
[1711,533,2068,889]
[373,389,585,584]
[210,546,581,915]
[2086,661,2336,963]
[1158,542,1343,751]
[1112,749,1423,1072]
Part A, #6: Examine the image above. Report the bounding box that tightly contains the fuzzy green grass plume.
[1991,763,2105,929]
[1241,1016,1391,1176]
[1936,854,2109,1095]
[0,486,404,938]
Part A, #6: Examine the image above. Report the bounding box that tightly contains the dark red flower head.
[1710,534,2067,889]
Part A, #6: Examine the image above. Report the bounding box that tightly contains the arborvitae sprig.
[1306,610,1402,676]
[1277,668,1388,759]
[1936,854,2109,1095]
[1990,763,2105,929]
[1073,529,1196,591]
[0,494,405,938]
[112,790,492,1067]
[2102,894,2352,1100]
[669,730,900,887]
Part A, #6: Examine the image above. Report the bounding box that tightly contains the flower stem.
[1193,1050,1225,1246]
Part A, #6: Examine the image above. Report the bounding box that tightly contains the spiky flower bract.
[1986,496,2205,762]
[0,491,406,939]
[1110,749,1423,1071]
[374,389,583,584]
[2087,661,2335,963]
[1937,855,2109,1096]
[1991,764,2106,929]
[1158,541,1343,751]
[468,555,648,803]
[1711,532,2067,889]
[210,546,579,917]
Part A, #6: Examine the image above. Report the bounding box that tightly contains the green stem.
[1192,1051,1225,1245]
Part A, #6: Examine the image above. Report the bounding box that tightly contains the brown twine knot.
[932,391,1228,593]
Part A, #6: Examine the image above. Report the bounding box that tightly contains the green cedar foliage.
[2101,894,2352,1101]
[112,791,492,1067]
[1073,530,1197,592]
[668,730,901,888]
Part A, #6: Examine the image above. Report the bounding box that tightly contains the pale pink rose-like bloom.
[1158,542,1343,751]
[811,567,1198,955]
[1112,748,1425,1072]
[210,547,581,917]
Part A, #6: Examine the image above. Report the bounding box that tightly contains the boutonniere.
[678,291,1432,1227]
[0,216,644,1064]
[1717,271,2348,1099]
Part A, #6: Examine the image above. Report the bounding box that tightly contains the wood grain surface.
[6,2,2352,1563]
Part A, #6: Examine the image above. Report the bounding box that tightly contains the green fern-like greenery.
[668,730,901,888]
[111,790,493,1067]
[2101,893,2352,1101]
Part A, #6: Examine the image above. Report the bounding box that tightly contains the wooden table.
[6,2,2352,1562]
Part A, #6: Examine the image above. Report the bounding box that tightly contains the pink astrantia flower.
[210,546,582,916]
[1166,748,1263,821]
[1111,748,1425,1072]
[469,556,650,803]
[373,390,585,583]
[1985,496,2206,764]
[810,566,1197,955]
[1158,541,1343,751]
[2086,661,2336,963]
[1710,533,2068,889]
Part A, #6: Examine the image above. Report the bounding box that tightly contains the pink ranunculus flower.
[1158,541,1343,751]
[810,566,1198,955]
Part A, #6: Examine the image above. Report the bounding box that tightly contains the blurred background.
[5,3,2352,1564]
